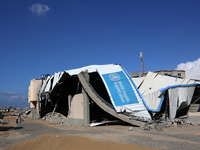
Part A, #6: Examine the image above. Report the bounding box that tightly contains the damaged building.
[28,64,200,127]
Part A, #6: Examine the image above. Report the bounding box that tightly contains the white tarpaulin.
[169,86,196,119]
[132,72,199,114]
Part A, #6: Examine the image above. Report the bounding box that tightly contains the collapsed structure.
[28,64,200,126]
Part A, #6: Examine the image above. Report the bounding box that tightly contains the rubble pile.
[132,119,200,131]
[0,119,7,124]
[42,112,67,124]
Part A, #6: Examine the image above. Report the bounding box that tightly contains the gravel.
[0,118,200,150]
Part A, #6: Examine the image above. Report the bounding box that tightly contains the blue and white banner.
[102,71,139,106]
[98,66,151,121]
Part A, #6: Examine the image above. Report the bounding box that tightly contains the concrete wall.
[30,101,37,109]
[28,79,42,108]
[68,94,84,119]
[64,90,90,126]
[27,108,38,119]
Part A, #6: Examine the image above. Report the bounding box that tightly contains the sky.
[0,0,200,108]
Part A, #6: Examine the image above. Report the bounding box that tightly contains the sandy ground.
[1,115,200,150]
[1,116,155,150]
[4,134,155,150]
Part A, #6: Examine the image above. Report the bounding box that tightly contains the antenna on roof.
[139,52,147,76]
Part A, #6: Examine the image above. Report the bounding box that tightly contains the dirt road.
[0,116,200,150]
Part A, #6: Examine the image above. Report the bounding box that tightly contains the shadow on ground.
[0,126,23,131]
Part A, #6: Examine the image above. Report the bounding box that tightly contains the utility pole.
[139,52,147,76]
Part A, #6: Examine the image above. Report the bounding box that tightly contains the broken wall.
[28,79,42,108]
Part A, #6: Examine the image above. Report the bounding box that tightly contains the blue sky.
[0,0,200,108]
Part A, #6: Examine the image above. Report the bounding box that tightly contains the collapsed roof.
[39,64,200,126]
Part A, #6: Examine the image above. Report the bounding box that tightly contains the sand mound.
[5,134,156,150]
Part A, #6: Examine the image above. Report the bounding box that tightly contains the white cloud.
[0,91,28,108]
[176,58,200,80]
[0,91,27,102]
[29,3,51,16]
[0,91,17,96]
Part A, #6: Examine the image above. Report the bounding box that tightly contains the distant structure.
[154,70,186,78]
[129,52,186,78]
[129,70,186,78]
[139,52,148,76]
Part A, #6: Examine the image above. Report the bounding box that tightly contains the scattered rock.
[129,127,133,131]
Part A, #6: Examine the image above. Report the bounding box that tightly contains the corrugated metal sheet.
[131,77,145,88]
[132,72,199,114]
[52,71,62,90]
[44,76,54,92]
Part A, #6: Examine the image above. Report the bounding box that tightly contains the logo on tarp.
[109,73,120,81]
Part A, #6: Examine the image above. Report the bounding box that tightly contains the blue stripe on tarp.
[102,71,139,107]
[154,83,199,112]
[122,67,157,112]
[156,96,165,112]
[159,83,199,93]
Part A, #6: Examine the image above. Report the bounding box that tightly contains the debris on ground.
[128,117,200,131]
[0,119,7,124]
[42,112,67,124]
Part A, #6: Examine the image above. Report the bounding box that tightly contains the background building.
[154,70,186,78]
